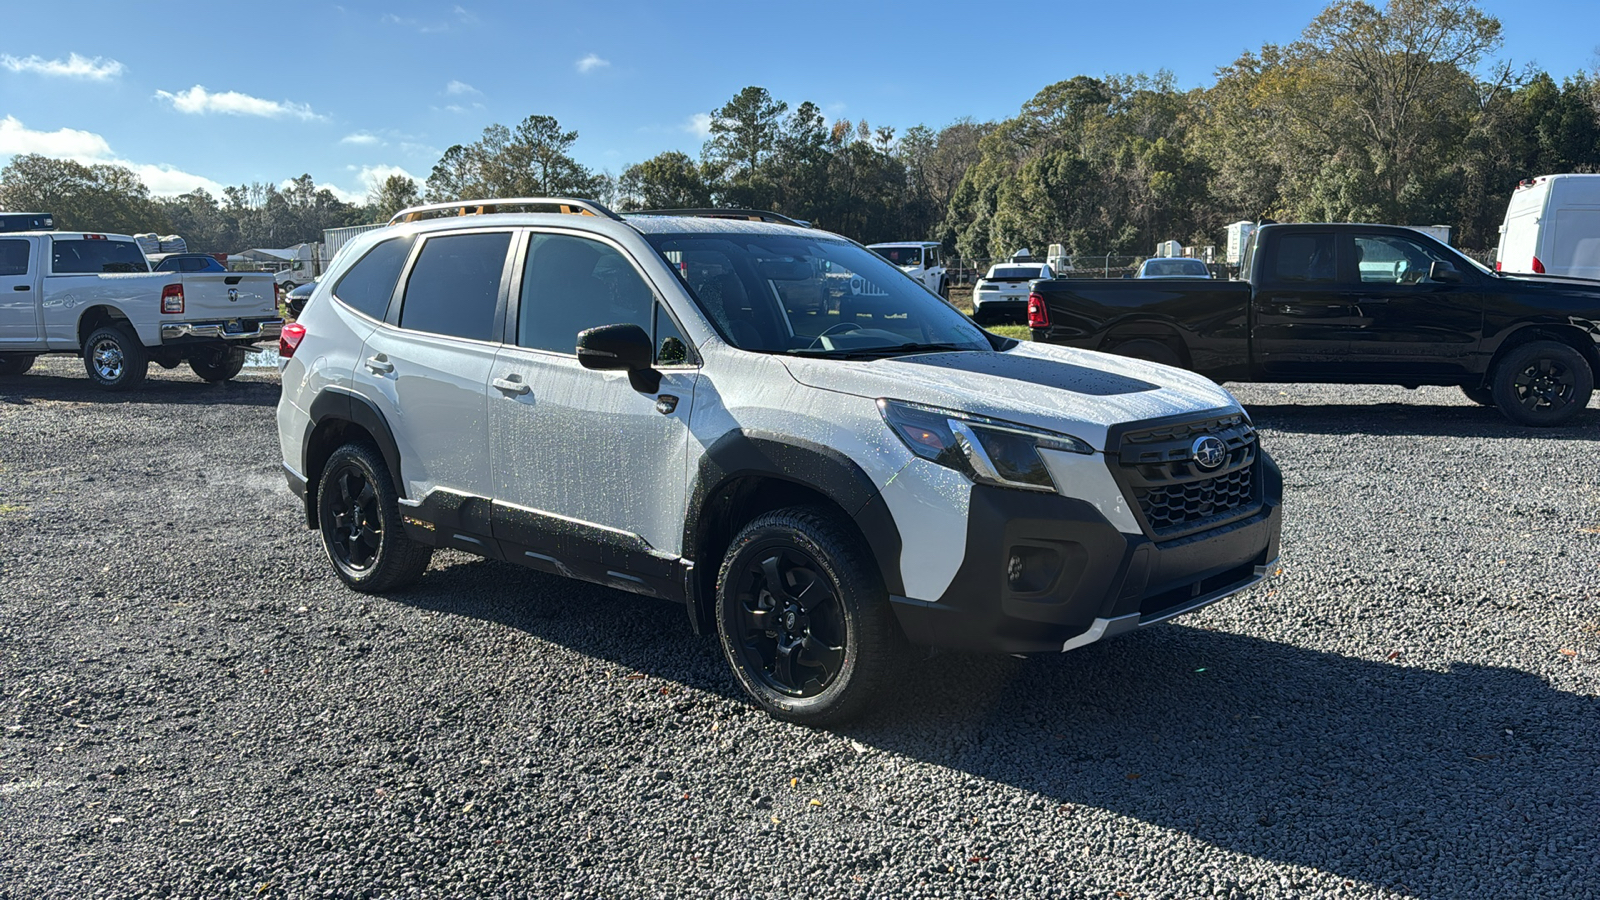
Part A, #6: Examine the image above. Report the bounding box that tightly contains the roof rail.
[623,208,811,228]
[386,197,623,226]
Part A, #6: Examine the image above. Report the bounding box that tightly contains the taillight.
[1026,292,1050,328]
[1494,260,1502,271]
[279,322,307,358]
[160,283,184,314]
[1532,256,1545,274]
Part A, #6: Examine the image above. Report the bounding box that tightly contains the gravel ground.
[1,356,1596,900]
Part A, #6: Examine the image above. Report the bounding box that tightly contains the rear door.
[0,237,41,348]
[488,229,698,593]
[1340,230,1482,376]
[352,228,514,531]
[1249,230,1351,375]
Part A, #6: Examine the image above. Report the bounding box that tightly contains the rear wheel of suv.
[83,324,148,391]
[316,442,433,593]
[1490,340,1594,427]
[0,354,35,377]
[190,346,249,382]
[716,507,898,726]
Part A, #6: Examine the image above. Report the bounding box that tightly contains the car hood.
[777,341,1240,451]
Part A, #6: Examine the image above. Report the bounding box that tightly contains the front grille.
[1109,412,1264,539]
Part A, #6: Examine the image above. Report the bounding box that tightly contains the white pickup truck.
[0,231,281,389]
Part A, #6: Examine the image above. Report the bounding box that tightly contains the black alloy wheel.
[1491,340,1594,427]
[315,442,432,592]
[731,546,848,698]
[716,507,899,725]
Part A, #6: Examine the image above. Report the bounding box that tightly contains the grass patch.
[987,324,1032,341]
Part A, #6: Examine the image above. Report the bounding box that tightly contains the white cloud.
[154,85,323,121]
[340,132,382,146]
[576,54,610,74]
[1,52,124,80]
[0,115,222,196]
[445,79,479,95]
[685,113,712,137]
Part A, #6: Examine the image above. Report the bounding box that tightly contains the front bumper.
[161,318,284,343]
[889,454,1283,654]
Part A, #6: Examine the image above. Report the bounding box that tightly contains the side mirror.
[1428,261,1464,284]
[576,323,660,393]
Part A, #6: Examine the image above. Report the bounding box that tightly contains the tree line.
[2,0,1596,257]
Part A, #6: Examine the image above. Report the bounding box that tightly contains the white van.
[1495,174,1600,280]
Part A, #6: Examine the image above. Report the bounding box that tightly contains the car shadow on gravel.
[0,372,279,408]
[1242,401,1600,439]
[852,627,1599,897]
[387,557,1598,897]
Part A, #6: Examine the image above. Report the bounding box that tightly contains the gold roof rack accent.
[387,197,623,226]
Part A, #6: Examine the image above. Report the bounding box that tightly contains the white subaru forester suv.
[276,199,1281,724]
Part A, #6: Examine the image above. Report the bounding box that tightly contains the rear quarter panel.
[1031,279,1254,375]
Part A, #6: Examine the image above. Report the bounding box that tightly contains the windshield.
[647,233,991,357]
[1140,258,1208,277]
[871,245,923,267]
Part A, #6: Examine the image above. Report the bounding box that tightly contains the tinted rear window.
[399,231,512,342]
[51,239,148,274]
[0,239,29,276]
[1271,234,1335,283]
[990,266,1044,280]
[332,236,415,321]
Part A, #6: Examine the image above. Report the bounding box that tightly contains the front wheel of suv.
[716,507,899,726]
[316,442,433,593]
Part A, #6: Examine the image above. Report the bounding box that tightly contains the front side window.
[517,234,654,354]
[655,303,690,366]
[0,239,29,277]
[50,239,148,274]
[333,235,415,321]
[398,231,512,342]
[1270,233,1336,284]
[647,233,992,358]
[1352,233,1452,284]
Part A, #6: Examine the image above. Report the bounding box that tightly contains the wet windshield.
[646,233,991,357]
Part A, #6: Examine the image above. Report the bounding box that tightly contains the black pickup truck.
[1026,223,1600,426]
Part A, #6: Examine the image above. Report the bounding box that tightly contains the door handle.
[365,355,394,375]
[1355,297,1390,305]
[493,376,531,395]
[12,285,28,291]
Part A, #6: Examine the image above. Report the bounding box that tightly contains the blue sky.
[0,0,1594,204]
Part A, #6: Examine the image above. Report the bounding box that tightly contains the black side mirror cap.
[1429,261,1464,284]
[576,323,660,393]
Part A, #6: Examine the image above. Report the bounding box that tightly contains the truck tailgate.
[174,273,278,319]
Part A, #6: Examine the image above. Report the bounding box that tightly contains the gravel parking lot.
[1,356,1596,899]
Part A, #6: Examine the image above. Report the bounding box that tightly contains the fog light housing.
[1006,545,1064,595]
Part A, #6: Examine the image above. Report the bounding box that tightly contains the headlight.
[878,399,1092,492]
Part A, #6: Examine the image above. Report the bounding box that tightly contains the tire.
[1460,384,1495,406]
[82,324,149,391]
[0,355,35,377]
[1112,338,1183,368]
[315,442,433,593]
[189,346,248,382]
[1490,340,1594,427]
[715,506,899,726]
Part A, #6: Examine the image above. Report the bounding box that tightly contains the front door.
[488,231,697,595]
[1339,231,1483,377]
[0,237,41,348]
[1250,230,1353,376]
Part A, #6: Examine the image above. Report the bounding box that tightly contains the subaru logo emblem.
[1191,436,1227,471]
[228,288,239,303]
